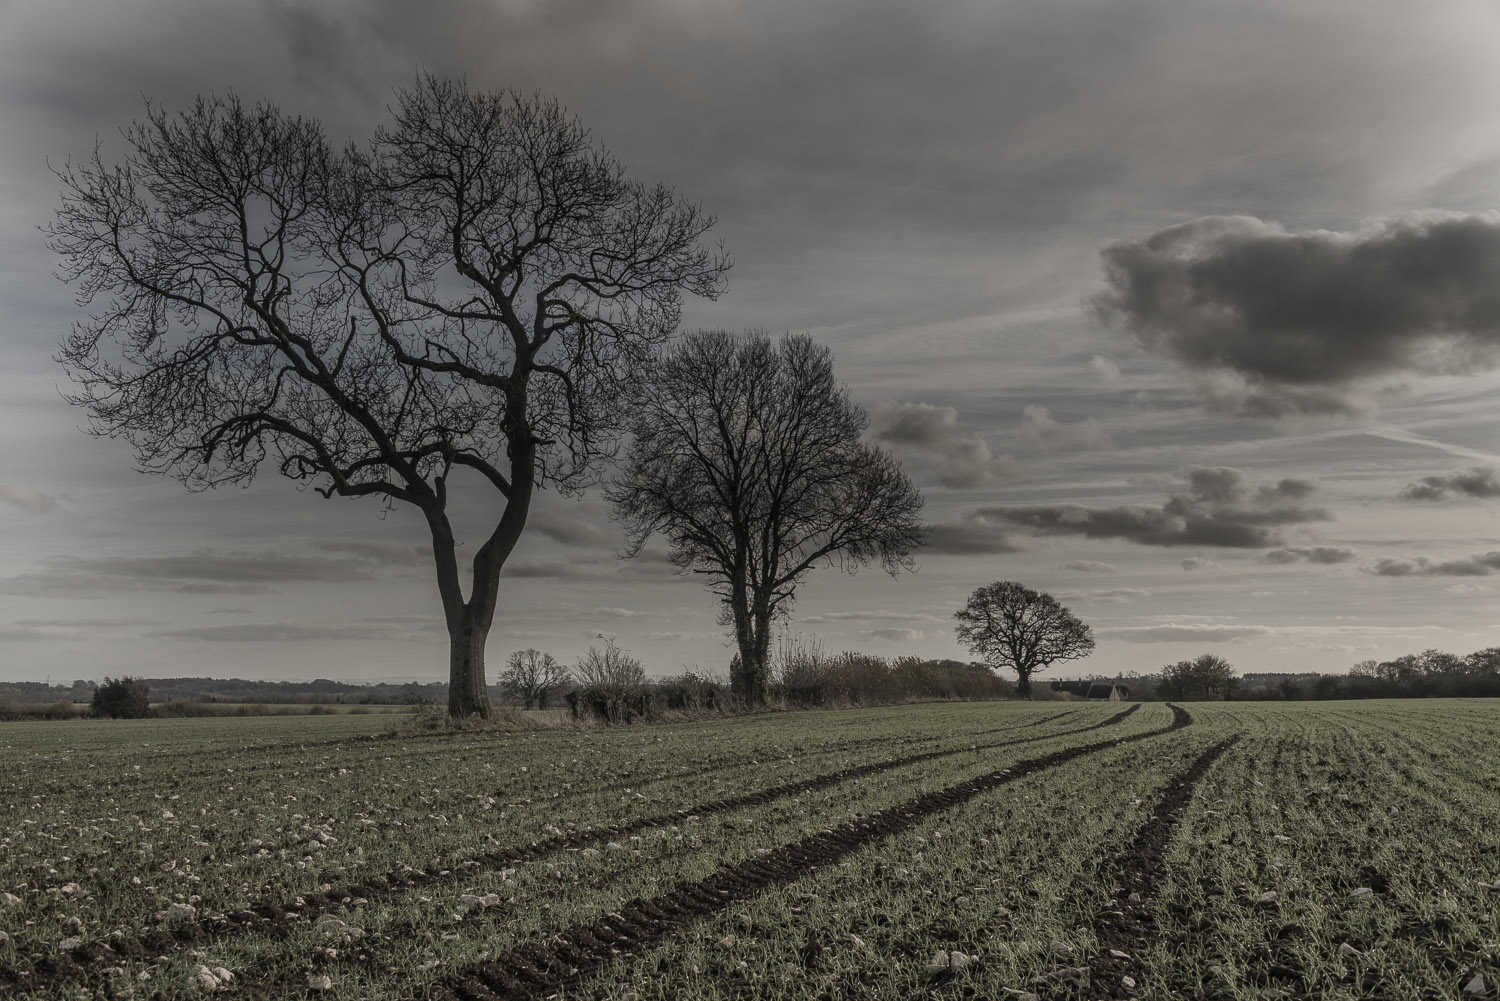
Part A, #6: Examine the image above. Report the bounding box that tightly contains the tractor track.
[435,704,1188,1001]
[1082,733,1240,999]
[0,706,1134,994]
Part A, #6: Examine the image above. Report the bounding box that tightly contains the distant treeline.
[0,676,451,707]
[1065,646,1500,702]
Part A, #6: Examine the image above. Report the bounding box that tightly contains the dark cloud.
[1399,467,1500,501]
[921,513,1027,555]
[870,402,1014,489]
[1261,545,1356,565]
[979,467,1327,549]
[1368,551,1500,577]
[1094,213,1500,416]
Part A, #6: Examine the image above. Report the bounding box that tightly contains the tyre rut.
[438,704,1188,1001]
[0,705,1134,994]
[1083,733,1240,999]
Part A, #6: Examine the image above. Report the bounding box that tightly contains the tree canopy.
[954,581,1094,697]
[48,76,728,716]
[607,330,924,703]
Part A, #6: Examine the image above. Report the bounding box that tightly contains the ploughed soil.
[0,705,1139,994]
[438,705,1190,1000]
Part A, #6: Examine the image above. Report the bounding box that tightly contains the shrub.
[92,676,150,719]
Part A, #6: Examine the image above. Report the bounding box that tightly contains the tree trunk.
[735,630,771,706]
[448,607,492,718]
[1015,669,1033,699]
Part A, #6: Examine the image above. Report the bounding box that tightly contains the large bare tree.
[607,331,924,704]
[954,581,1095,697]
[47,77,728,717]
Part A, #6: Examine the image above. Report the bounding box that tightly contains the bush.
[92,676,150,719]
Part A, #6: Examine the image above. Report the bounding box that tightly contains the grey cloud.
[1368,551,1500,577]
[153,616,444,643]
[1179,556,1220,570]
[0,484,59,514]
[315,540,428,565]
[1098,623,1271,642]
[1094,213,1500,416]
[1261,546,1356,565]
[866,627,924,642]
[0,551,378,598]
[531,509,613,547]
[980,467,1327,549]
[1399,467,1500,501]
[1018,405,1110,449]
[1064,560,1116,573]
[799,609,937,623]
[921,512,1027,555]
[870,402,1014,489]
[1085,588,1148,602]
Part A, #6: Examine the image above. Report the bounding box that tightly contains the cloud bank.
[977,467,1328,549]
[1095,213,1500,416]
[1400,467,1500,501]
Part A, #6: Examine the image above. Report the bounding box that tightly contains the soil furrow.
[0,705,1135,994]
[1084,734,1240,999]
[437,705,1189,1001]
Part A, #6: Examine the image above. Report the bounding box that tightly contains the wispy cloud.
[1367,551,1500,577]
[0,484,60,514]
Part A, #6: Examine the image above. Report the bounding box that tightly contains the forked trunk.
[735,631,772,706]
[448,608,492,718]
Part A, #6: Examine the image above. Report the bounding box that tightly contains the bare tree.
[954,581,1095,697]
[499,649,572,709]
[574,638,648,691]
[46,77,728,717]
[607,330,924,704]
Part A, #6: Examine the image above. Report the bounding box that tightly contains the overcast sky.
[6,0,1500,686]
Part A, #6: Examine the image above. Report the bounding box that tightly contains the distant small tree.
[92,676,150,718]
[954,581,1095,697]
[1157,653,1235,701]
[575,639,647,693]
[573,639,649,723]
[499,649,572,709]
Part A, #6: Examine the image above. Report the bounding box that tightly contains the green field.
[0,701,1496,999]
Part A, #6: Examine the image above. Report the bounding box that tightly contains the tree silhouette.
[954,581,1094,697]
[48,77,728,717]
[608,331,923,703]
